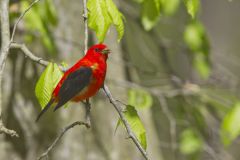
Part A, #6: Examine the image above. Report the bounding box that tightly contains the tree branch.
[10,43,68,71]
[0,0,19,137]
[11,43,49,66]
[0,123,19,137]
[37,121,89,160]
[102,85,149,160]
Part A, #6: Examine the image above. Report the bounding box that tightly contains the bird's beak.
[101,48,111,54]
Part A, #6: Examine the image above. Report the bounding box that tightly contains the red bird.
[36,44,110,121]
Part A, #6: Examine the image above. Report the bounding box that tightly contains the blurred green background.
[1,0,240,160]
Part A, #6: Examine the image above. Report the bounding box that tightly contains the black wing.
[54,66,92,111]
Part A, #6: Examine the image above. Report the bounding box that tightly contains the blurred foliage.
[184,21,210,78]
[131,0,210,78]
[184,22,208,54]
[180,128,203,155]
[128,89,153,109]
[87,0,124,42]
[20,0,58,54]
[35,63,63,109]
[221,103,240,146]
[161,0,180,15]
[141,0,161,31]
[134,0,179,30]
[140,0,180,30]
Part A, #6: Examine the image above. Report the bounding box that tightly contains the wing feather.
[54,66,92,111]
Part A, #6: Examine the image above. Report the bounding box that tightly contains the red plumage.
[36,44,110,121]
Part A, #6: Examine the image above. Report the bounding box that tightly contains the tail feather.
[36,99,54,122]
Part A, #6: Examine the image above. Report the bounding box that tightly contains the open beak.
[101,48,111,54]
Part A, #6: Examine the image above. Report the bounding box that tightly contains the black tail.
[36,99,54,122]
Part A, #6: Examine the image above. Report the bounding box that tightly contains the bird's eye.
[94,48,101,52]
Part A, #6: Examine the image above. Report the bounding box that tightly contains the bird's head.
[86,44,110,61]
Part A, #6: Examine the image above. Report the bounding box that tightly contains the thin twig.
[85,99,91,127]
[0,0,19,137]
[10,0,42,43]
[83,0,88,54]
[102,85,149,160]
[37,121,89,160]
[82,0,91,127]
[158,95,176,156]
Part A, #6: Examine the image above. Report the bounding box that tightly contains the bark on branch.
[0,0,19,137]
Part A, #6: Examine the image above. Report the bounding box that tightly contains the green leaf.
[125,105,147,149]
[116,105,147,150]
[35,63,63,109]
[184,0,200,19]
[87,0,124,42]
[221,103,240,146]
[161,0,180,15]
[180,128,203,155]
[87,0,111,42]
[128,89,153,109]
[141,0,161,31]
[106,0,124,41]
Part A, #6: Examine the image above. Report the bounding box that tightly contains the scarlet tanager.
[36,44,110,122]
